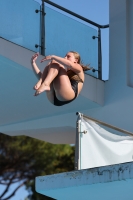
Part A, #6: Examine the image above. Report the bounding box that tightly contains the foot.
[34,79,42,90]
[34,83,50,96]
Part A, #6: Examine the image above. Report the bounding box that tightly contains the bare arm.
[31,53,42,79]
[41,55,82,74]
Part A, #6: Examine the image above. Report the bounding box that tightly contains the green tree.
[0,133,75,200]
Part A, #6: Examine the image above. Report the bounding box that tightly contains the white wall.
[127,0,133,87]
[84,0,133,133]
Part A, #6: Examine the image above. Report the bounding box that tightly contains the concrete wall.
[127,0,133,87]
[83,0,133,133]
[36,162,133,200]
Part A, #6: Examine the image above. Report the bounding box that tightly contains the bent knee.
[50,62,66,70]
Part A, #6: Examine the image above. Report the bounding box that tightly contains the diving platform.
[0,37,104,144]
[36,162,133,200]
[2,0,133,144]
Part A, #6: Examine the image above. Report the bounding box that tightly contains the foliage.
[0,133,75,200]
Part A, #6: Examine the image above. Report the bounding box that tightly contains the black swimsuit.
[54,79,79,106]
[54,70,83,106]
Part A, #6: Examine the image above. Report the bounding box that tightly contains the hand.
[31,52,39,63]
[40,55,53,63]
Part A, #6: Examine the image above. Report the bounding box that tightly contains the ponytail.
[81,64,91,71]
[70,51,91,71]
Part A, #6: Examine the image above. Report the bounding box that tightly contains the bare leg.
[34,63,61,96]
[34,63,78,102]
[46,83,54,105]
[34,78,42,90]
[34,64,50,90]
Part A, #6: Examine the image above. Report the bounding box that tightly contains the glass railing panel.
[45,6,98,78]
[0,0,40,51]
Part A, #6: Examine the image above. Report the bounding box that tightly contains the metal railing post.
[41,0,45,56]
[75,112,82,170]
[75,117,80,170]
[98,28,102,79]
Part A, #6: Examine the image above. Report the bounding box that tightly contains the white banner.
[80,118,133,169]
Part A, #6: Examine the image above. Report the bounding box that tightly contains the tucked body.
[31,51,89,106]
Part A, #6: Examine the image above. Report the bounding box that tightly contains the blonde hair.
[69,51,91,71]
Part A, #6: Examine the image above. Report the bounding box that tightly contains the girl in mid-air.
[31,51,90,106]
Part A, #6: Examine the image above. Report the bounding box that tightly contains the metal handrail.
[43,0,109,29]
[76,112,133,137]
[41,0,109,79]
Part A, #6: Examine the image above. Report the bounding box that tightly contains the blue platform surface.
[36,162,133,200]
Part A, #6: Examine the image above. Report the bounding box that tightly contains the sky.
[3,0,109,200]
